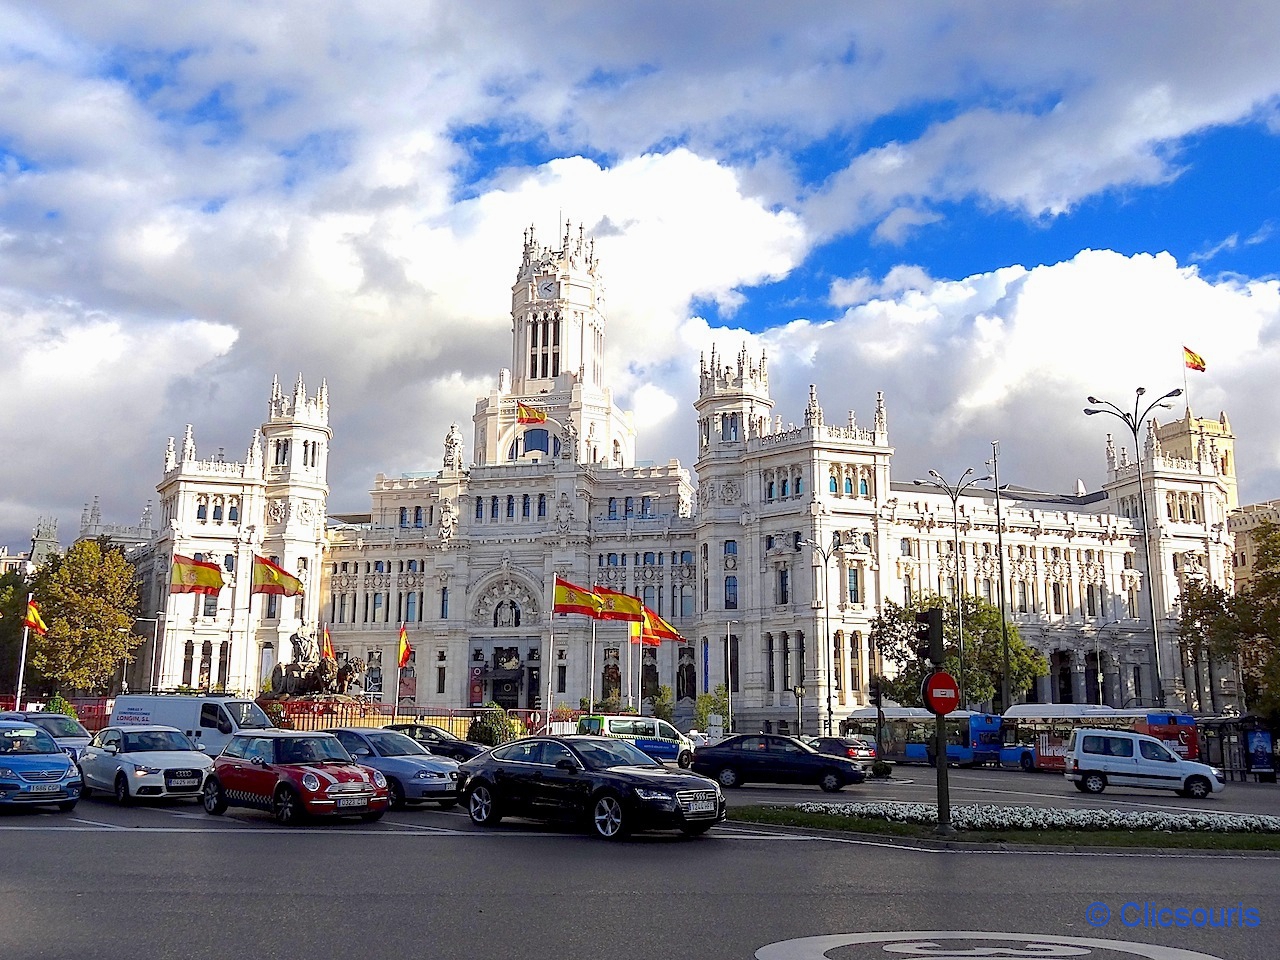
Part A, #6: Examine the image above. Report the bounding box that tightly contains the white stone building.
[134,221,1241,730]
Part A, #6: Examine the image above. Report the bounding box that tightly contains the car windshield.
[424,725,460,741]
[122,730,197,753]
[224,701,273,729]
[30,715,90,739]
[279,737,351,764]
[0,726,61,755]
[365,732,430,757]
[573,739,661,770]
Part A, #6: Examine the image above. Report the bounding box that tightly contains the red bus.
[1000,704,1199,772]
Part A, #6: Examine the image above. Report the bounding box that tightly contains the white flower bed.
[793,800,1280,833]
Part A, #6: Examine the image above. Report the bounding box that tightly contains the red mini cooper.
[202,730,390,825]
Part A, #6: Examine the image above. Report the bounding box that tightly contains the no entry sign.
[921,670,960,716]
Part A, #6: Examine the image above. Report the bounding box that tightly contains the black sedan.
[457,735,725,840]
[690,734,866,792]
[383,723,487,763]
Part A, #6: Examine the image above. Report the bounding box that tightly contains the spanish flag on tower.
[398,624,413,668]
[251,555,304,596]
[1184,345,1206,372]
[516,402,548,424]
[552,577,604,618]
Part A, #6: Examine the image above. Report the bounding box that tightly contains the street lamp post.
[136,614,164,693]
[1084,387,1182,708]
[725,620,738,734]
[801,532,842,736]
[793,685,805,736]
[987,441,1012,712]
[914,468,990,707]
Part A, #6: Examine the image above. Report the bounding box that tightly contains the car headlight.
[0,767,14,778]
[1213,768,1225,780]
[634,787,673,803]
[415,770,446,780]
[372,771,387,789]
[133,765,162,777]
[302,773,321,792]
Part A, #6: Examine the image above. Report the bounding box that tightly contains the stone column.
[1070,650,1088,705]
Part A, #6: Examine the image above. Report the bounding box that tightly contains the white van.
[1064,727,1225,799]
[576,715,696,767]
[109,695,274,756]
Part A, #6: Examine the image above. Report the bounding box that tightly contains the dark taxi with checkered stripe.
[202,730,390,825]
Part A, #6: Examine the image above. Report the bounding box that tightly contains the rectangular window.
[641,496,652,517]
[625,497,634,517]
[778,568,789,605]
[846,567,860,604]
[725,576,738,610]
[440,587,449,619]
[203,594,218,618]
[413,506,423,528]
[766,636,775,691]
[436,666,446,695]
[724,539,738,557]
[557,664,567,694]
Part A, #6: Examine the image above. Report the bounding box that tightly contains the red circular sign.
[922,670,960,716]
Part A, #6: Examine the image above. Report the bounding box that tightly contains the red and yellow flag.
[516,402,548,424]
[320,625,335,660]
[595,586,644,622]
[170,554,224,595]
[23,600,48,636]
[553,577,604,618]
[629,620,660,647]
[642,605,685,643]
[398,624,413,668]
[251,555,304,596]
[1184,345,1206,372]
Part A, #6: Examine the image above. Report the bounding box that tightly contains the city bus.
[999,703,1200,772]
[841,707,1003,766]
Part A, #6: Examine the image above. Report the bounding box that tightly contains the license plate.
[688,800,715,813]
[169,778,200,787]
[28,783,60,793]
[336,797,367,808]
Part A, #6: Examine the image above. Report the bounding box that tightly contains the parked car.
[458,735,725,840]
[110,694,274,756]
[79,725,213,804]
[1064,727,1225,799]
[0,711,91,761]
[690,734,866,792]
[201,730,389,824]
[324,727,460,809]
[810,736,877,761]
[383,723,487,763]
[0,720,82,811]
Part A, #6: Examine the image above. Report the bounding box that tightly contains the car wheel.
[202,777,227,816]
[1073,780,1089,792]
[717,767,740,789]
[1183,775,1212,800]
[273,786,303,825]
[114,774,133,806]
[1020,753,1035,773]
[591,792,629,840]
[1081,772,1107,794]
[386,778,405,810]
[819,771,844,793]
[467,782,502,826]
[360,810,384,822]
[677,751,693,769]
[437,798,459,810]
[680,821,714,837]
[57,799,78,812]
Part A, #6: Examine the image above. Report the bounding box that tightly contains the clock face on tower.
[536,277,559,299]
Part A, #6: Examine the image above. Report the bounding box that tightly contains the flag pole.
[545,600,555,732]
[624,621,632,709]
[14,592,33,709]
[588,618,597,711]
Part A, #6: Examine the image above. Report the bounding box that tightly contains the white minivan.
[1064,727,1225,799]
[109,695,274,756]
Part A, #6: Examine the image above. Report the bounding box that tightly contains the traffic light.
[868,676,883,707]
[915,608,944,665]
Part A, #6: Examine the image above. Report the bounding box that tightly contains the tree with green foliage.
[651,684,674,723]
[694,683,729,731]
[870,595,1047,709]
[28,538,142,693]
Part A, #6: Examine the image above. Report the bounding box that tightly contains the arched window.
[490,496,499,519]
[538,494,547,518]
[506,495,516,518]
[212,501,223,521]
[228,503,239,523]
[224,554,235,571]
[844,477,853,495]
[413,506,423,528]
[859,478,869,496]
[767,480,776,500]
[829,476,838,494]
[608,498,618,520]
[475,499,484,520]
[399,507,408,527]
[781,479,789,497]
[522,495,531,518]
[795,475,803,496]
[524,428,550,455]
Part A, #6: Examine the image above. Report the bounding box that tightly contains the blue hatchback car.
[324,727,460,810]
[0,720,82,812]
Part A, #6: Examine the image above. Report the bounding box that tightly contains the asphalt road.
[727,764,1280,817]
[1,791,1278,960]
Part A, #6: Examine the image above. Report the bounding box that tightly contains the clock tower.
[473,221,636,467]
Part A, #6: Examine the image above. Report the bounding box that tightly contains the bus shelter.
[1198,715,1277,784]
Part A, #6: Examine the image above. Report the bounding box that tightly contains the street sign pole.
[922,668,960,837]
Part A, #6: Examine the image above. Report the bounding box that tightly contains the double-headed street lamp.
[801,532,842,736]
[914,468,990,707]
[1084,387,1182,708]
[136,614,165,693]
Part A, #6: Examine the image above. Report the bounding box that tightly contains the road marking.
[68,817,127,829]
[756,930,1225,959]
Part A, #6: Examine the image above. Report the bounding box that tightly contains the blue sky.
[1,3,1279,551]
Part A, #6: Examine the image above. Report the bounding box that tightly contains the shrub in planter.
[870,759,893,779]
[45,693,78,719]
[467,703,523,746]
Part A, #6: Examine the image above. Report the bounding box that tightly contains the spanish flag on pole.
[23,600,48,636]
[170,554,225,595]
[516,402,548,424]
[552,577,604,618]
[320,625,335,660]
[1184,346,1207,372]
[595,586,644,622]
[641,605,685,643]
[398,623,413,668]
[251,555,304,596]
